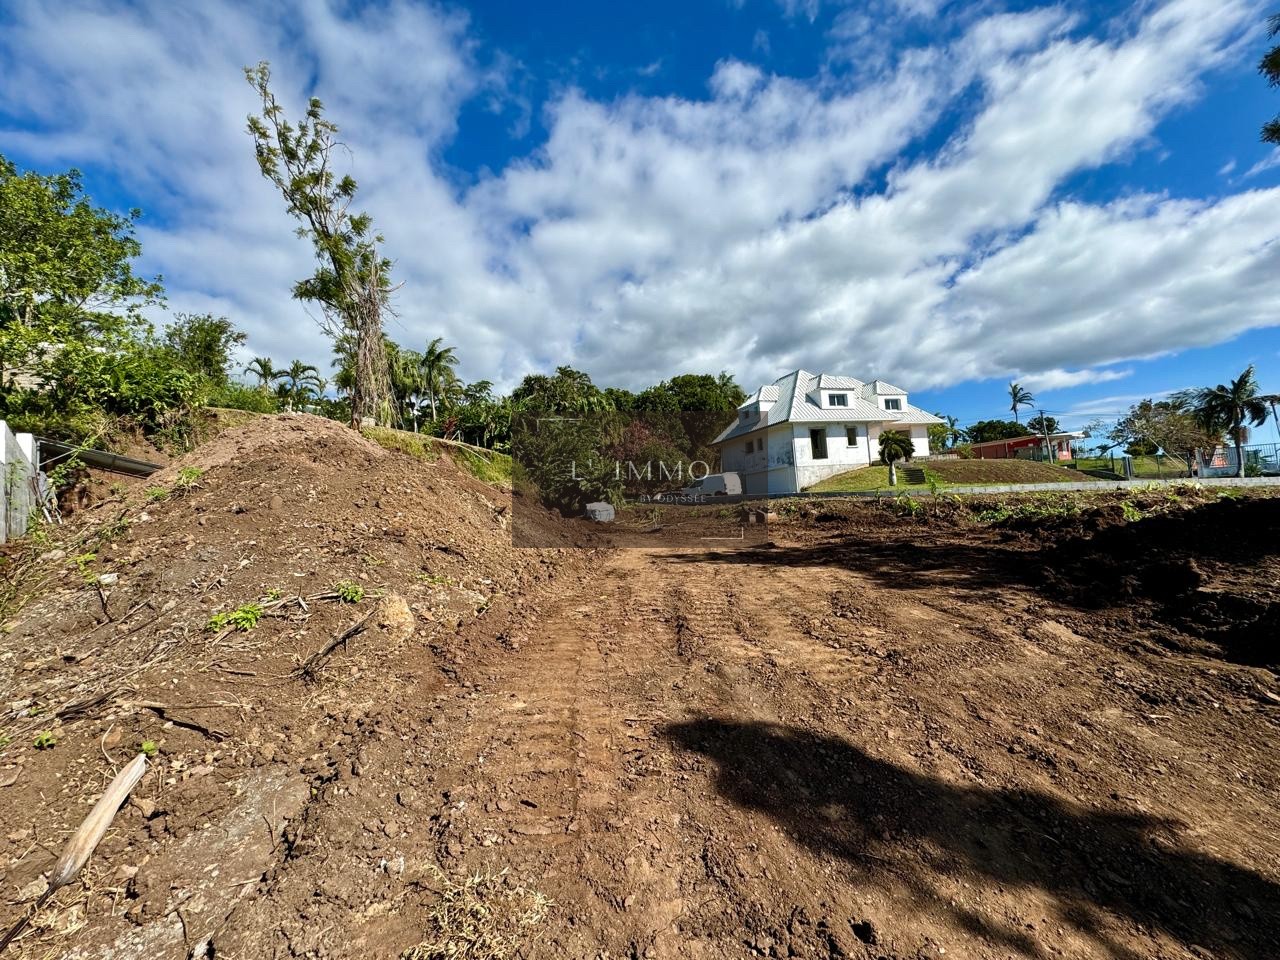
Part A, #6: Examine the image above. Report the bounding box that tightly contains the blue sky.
[2,0,1280,440]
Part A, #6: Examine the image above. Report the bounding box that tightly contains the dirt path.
[342,539,1280,960]
[7,485,1280,959]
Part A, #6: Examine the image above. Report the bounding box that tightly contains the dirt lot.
[1,417,1278,959]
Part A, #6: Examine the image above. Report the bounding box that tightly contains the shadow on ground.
[665,718,1279,960]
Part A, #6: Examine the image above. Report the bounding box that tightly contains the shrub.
[209,381,280,414]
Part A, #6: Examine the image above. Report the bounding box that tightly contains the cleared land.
[808,456,1099,492]
[1,417,1277,960]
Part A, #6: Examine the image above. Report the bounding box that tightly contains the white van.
[675,472,743,498]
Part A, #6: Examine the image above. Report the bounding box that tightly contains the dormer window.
[829,393,848,407]
[883,398,902,411]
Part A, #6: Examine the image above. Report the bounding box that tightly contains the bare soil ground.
[1,416,1278,960]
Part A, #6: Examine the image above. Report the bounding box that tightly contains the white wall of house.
[791,421,884,489]
[908,425,931,458]
[718,418,933,494]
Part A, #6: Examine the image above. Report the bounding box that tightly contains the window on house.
[883,398,902,411]
[810,429,828,459]
[845,426,859,445]
[829,393,848,407]
[744,441,753,455]
[756,438,764,452]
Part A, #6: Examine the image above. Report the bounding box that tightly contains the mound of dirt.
[1042,495,1280,665]
[0,413,590,957]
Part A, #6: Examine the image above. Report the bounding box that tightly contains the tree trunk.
[346,265,393,429]
[1235,421,1245,478]
[888,460,897,486]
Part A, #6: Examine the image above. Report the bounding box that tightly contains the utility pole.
[1039,409,1053,464]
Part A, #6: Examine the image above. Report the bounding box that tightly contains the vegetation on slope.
[807,457,1100,493]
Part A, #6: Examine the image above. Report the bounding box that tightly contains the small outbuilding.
[968,431,1084,462]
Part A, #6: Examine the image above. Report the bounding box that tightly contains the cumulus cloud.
[0,0,1275,397]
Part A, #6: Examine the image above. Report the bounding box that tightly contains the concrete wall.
[791,422,880,489]
[0,420,39,542]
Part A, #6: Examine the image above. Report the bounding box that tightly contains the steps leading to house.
[900,466,927,485]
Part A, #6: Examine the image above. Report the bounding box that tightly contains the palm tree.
[1008,382,1035,423]
[390,348,427,432]
[937,413,964,448]
[276,360,324,412]
[244,356,280,391]
[1259,392,1280,446]
[1175,365,1269,478]
[878,429,915,486]
[420,338,459,422]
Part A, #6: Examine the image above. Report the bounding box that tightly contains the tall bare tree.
[245,62,394,428]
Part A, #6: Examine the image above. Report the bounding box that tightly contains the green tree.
[245,62,393,428]
[244,356,280,390]
[454,380,511,448]
[1175,366,1270,477]
[275,360,324,411]
[1261,14,1280,143]
[388,344,427,431]
[878,429,915,486]
[511,366,612,415]
[0,154,203,440]
[965,419,1026,444]
[420,337,458,423]
[1026,413,1059,436]
[162,313,245,384]
[0,154,162,331]
[928,413,964,451]
[603,387,637,413]
[1260,392,1280,444]
[1008,382,1035,423]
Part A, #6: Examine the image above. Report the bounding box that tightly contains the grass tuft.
[401,866,552,960]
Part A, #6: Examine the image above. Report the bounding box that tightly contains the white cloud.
[1019,368,1134,392]
[0,0,1275,400]
[1245,147,1280,177]
[1057,388,1186,424]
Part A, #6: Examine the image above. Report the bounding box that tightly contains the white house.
[712,370,943,494]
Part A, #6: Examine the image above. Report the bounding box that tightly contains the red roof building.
[967,431,1084,461]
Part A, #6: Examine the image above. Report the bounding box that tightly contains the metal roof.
[816,374,864,390]
[713,370,943,444]
[861,379,907,397]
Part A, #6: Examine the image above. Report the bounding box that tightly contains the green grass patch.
[363,426,442,462]
[362,426,512,488]
[806,465,931,493]
[809,457,1099,493]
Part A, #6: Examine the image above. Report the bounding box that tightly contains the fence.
[0,420,42,542]
[1038,443,1280,481]
[1062,453,1194,481]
